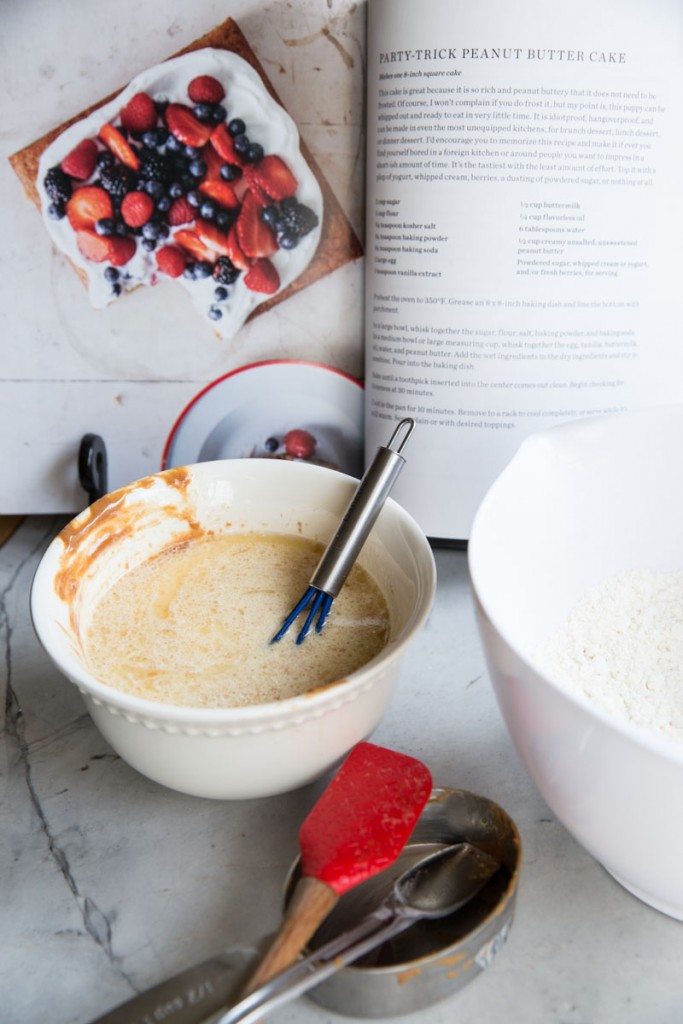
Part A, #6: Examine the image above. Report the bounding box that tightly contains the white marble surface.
[1,0,365,512]
[3,517,683,1023]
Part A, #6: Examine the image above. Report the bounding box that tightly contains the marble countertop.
[3,516,683,1024]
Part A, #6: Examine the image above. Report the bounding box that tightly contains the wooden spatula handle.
[242,876,338,996]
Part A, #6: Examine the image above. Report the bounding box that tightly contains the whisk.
[272,417,415,644]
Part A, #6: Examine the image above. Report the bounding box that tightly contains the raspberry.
[168,196,195,226]
[61,139,98,181]
[188,75,225,104]
[108,234,137,267]
[156,245,186,278]
[120,92,157,133]
[121,190,154,227]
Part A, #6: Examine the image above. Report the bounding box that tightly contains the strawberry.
[76,228,111,263]
[173,229,216,262]
[66,186,114,230]
[201,142,227,182]
[165,104,212,147]
[188,75,225,104]
[120,92,157,133]
[226,224,250,271]
[210,123,244,165]
[120,190,154,228]
[244,257,280,295]
[107,234,137,267]
[156,245,187,278]
[246,154,298,201]
[99,124,140,170]
[198,180,239,209]
[235,189,278,259]
[61,139,98,181]
[194,218,231,257]
[168,196,195,226]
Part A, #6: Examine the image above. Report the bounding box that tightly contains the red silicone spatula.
[242,742,433,996]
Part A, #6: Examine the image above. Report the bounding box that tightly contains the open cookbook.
[6,0,683,542]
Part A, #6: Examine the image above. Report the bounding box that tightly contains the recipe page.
[365,0,683,541]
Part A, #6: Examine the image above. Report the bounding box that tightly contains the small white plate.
[162,360,364,476]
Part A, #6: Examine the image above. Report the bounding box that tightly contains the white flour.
[536,569,683,743]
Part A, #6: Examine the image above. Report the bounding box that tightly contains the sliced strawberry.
[244,257,280,295]
[188,75,225,104]
[198,180,239,209]
[76,228,111,263]
[235,189,278,259]
[156,245,187,278]
[108,234,137,267]
[226,224,250,271]
[173,229,216,262]
[194,218,231,257]
[120,190,154,228]
[99,124,140,170]
[66,186,114,230]
[120,92,157,133]
[165,104,212,147]
[242,175,271,208]
[201,142,227,182]
[210,123,244,165]
[61,139,98,181]
[246,155,298,201]
[168,196,195,226]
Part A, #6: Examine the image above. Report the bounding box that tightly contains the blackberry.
[213,256,239,285]
[99,164,133,199]
[43,166,72,204]
[277,200,319,241]
[138,147,168,182]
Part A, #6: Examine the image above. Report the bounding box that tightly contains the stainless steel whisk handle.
[309,417,415,598]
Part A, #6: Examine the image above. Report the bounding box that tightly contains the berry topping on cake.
[120,92,157,133]
[188,75,226,104]
[37,48,322,338]
[61,139,98,181]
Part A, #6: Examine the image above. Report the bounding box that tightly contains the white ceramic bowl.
[31,459,436,800]
[468,405,683,920]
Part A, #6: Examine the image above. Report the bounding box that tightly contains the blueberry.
[145,180,165,199]
[187,190,202,208]
[47,201,65,219]
[115,222,130,236]
[220,163,240,182]
[111,282,122,296]
[157,223,170,239]
[165,133,182,151]
[214,286,228,301]
[189,159,207,178]
[156,196,171,213]
[246,142,264,163]
[193,102,214,121]
[104,266,120,282]
[262,205,279,226]
[95,217,115,237]
[232,134,250,155]
[264,437,279,453]
[195,261,212,279]
[215,210,232,230]
[168,182,184,199]
[183,262,198,279]
[199,200,216,220]
[97,151,115,170]
[184,145,200,159]
[278,231,298,250]
[141,237,156,252]
[211,105,227,123]
[142,130,159,148]
[228,118,246,136]
[142,221,161,240]
[208,305,223,320]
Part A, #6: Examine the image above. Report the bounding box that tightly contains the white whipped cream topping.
[37,48,323,339]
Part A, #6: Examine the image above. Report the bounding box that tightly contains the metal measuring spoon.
[214,841,500,1024]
